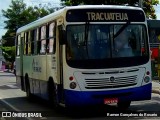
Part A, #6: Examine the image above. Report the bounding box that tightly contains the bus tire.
[48,79,58,108]
[25,75,33,101]
[117,101,131,110]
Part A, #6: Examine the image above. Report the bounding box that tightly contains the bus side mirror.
[59,25,66,45]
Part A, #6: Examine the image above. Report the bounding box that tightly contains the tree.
[1,0,52,63]
[143,0,159,19]
[1,0,51,47]
[2,0,26,47]
[61,0,159,19]
[0,46,16,63]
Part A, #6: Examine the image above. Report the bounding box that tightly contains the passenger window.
[40,26,46,54]
[48,22,56,53]
[16,35,21,56]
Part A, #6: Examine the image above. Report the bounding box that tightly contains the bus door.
[20,33,24,90]
[59,41,64,103]
[16,33,24,90]
[57,22,65,103]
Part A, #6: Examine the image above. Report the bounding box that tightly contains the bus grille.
[85,75,137,89]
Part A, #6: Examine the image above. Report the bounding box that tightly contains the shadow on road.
[0,96,127,118]
[1,96,159,119]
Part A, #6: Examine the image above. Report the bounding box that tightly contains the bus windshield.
[66,24,149,68]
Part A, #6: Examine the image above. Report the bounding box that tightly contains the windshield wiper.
[112,21,130,54]
[113,21,130,39]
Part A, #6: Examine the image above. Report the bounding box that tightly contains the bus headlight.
[70,82,77,89]
[144,76,150,83]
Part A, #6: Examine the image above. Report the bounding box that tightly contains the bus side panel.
[39,80,48,100]
[16,56,25,91]
[45,55,58,91]
[31,55,47,98]
[23,56,33,92]
[46,55,58,83]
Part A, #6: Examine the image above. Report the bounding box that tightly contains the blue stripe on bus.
[64,83,152,107]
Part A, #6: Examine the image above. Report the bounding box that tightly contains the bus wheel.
[117,101,131,110]
[25,77,33,101]
[48,80,58,108]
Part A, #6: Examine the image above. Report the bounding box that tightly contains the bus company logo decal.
[32,59,42,72]
[110,76,115,82]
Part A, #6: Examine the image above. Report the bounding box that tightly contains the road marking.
[6,84,18,89]
[0,97,33,120]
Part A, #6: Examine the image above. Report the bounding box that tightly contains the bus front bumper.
[64,83,152,107]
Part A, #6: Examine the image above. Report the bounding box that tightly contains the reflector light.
[69,76,74,81]
[146,71,150,75]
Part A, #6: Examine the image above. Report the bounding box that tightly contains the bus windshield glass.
[66,24,149,68]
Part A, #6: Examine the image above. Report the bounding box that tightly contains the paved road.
[0,72,159,120]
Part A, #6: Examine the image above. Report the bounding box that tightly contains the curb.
[152,89,160,95]
[1,70,14,74]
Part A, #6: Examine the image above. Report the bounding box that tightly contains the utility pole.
[139,0,143,8]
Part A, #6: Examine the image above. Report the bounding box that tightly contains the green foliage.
[61,0,139,6]
[61,0,159,19]
[2,0,51,46]
[0,46,16,62]
[2,0,26,31]
[1,0,52,62]
[143,0,159,19]
[1,0,26,47]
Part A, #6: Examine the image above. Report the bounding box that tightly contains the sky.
[0,0,160,39]
[154,4,160,19]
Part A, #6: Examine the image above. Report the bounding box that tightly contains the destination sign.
[66,9,145,22]
[86,12,128,21]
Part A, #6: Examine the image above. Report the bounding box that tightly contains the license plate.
[104,98,118,104]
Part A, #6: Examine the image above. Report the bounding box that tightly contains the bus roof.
[65,5,143,10]
[16,5,144,34]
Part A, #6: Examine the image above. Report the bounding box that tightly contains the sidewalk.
[0,69,13,73]
[152,80,160,95]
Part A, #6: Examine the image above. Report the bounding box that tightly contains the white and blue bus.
[15,5,151,109]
